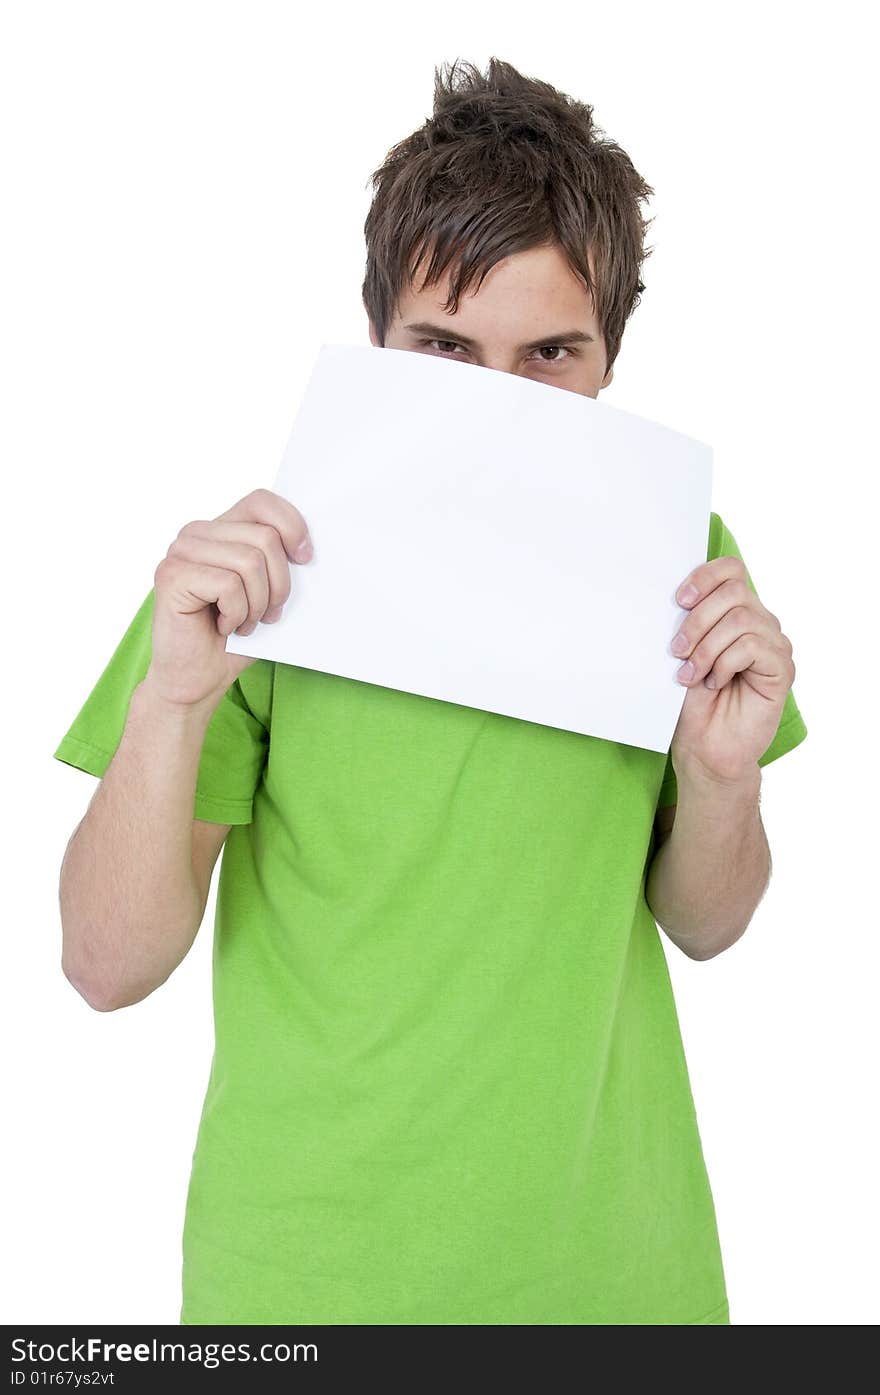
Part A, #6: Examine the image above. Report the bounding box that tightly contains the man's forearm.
[645,765,770,960]
[59,676,217,1010]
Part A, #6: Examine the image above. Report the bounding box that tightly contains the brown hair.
[362,57,655,374]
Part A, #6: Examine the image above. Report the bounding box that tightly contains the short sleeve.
[656,511,808,808]
[52,587,271,825]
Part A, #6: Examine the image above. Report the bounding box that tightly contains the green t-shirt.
[53,510,807,1325]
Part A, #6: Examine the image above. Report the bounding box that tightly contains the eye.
[423,339,467,356]
[421,339,575,364]
[530,345,572,364]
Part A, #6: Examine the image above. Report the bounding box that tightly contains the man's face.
[368,241,613,397]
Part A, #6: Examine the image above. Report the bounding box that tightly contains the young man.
[54,58,807,1325]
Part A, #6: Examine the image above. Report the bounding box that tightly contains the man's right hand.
[146,488,312,710]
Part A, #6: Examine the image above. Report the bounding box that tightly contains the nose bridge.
[480,355,520,375]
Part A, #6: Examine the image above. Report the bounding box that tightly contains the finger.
[671,582,774,675]
[675,554,748,608]
[216,488,313,562]
[156,557,250,637]
[702,636,790,693]
[165,533,271,633]
[175,519,292,619]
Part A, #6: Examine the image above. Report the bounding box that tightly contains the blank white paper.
[224,343,712,753]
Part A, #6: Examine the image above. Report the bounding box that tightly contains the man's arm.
[59,677,223,1011]
[646,765,771,961]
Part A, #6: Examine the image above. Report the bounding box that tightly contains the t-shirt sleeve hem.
[192,792,254,825]
[53,733,113,779]
[53,734,254,825]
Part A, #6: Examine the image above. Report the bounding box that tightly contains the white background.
[3,0,874,1326]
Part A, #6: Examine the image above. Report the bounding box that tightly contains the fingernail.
[263,604,283,623]
[293,535,313,562]
[677,660,695,683]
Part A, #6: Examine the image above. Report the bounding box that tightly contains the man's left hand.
[669,556,796,784]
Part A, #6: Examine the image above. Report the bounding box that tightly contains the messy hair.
[362,57,655,374]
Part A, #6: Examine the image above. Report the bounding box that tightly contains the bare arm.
[646,766,770,961]
[59,676,230,1011]
[57,488,313,1012]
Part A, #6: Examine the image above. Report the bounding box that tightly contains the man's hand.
[148,488,313,711]
[667,555,796,787]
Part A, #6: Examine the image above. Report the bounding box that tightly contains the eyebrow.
[402,321,595,352]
